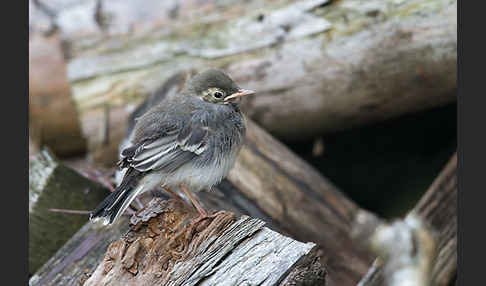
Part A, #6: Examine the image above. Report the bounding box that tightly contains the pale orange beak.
[224,89,256,101]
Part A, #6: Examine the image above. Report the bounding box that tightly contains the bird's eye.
[213,91,224,99]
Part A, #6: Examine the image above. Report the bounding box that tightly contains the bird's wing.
[118,111,210,173]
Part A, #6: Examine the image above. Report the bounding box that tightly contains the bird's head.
[184,69,255,105]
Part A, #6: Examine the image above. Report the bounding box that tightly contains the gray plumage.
[90,69,251,225]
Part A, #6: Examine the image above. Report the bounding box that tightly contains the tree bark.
[33,0,456,146]
[413,153,457,286]
[80,198,326,286]
[29,149,109,274]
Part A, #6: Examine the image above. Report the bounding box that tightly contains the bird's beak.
[225,89,256,101]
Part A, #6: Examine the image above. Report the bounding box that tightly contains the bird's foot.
[191,209,227,225]
[190,208,210,225]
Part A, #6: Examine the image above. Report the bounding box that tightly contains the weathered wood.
[355,152,457,286]
[82,198,325,286]
[29,216,130,286]
[413,153,457,286]
[226,119,377,285]
[30,0,457,148]
[29,32,87,156]
[29,149,110,274]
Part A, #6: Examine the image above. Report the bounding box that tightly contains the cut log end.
[84,197,326,286]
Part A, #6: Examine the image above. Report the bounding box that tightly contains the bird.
[90,69,255,225]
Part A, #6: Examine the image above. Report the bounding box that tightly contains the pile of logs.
[29,0,457,285]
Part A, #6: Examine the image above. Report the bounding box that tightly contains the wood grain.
[82,198,325,286]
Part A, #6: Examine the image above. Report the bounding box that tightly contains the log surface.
[83,198,325,286]
[413,153,457,286]
[30,216,130,286]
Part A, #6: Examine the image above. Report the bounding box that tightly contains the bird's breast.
[174,111,245,191]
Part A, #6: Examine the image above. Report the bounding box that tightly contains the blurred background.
[29,0,456,283]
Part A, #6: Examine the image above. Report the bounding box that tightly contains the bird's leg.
[134,198,144,210]
[179,183,209,222]
[163,187,184,201]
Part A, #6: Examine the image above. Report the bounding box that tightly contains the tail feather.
[90,169,143,225]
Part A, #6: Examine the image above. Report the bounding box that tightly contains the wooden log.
[413,153,457,286]
[29,149,110,274]
[29,216,130,286]
[354,152,457,286]
[82,198,326,286]
[29,32,87,156]
[30,199,325,286]
[224,119,377,285]
[52,0,457,144]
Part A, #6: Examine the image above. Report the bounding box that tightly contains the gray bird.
[90,69,255,225]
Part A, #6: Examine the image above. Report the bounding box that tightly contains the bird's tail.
[90,169,143,225]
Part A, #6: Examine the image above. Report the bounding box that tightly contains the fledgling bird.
[90,69,255,225]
